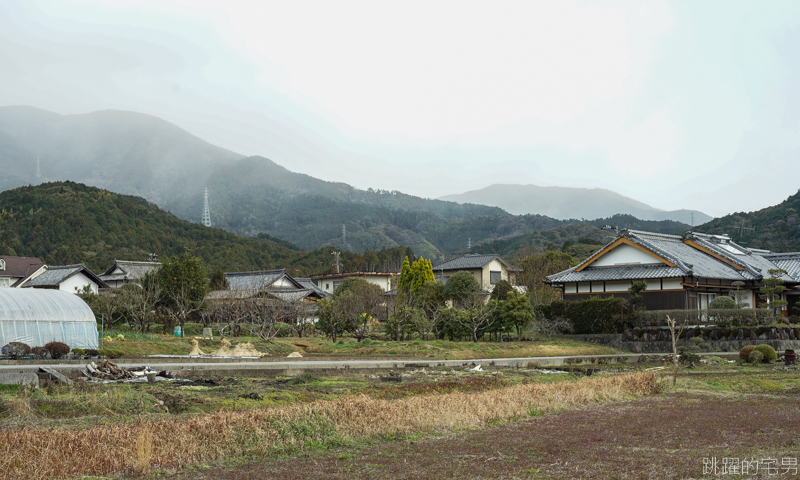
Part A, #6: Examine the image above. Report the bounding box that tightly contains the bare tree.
[207,292,250,337]
[118,274,162,333]
[666,315,686,385]
[454,296,499,342]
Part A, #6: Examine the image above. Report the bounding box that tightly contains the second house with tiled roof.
[545,229,800,315]
[433,254,521,291]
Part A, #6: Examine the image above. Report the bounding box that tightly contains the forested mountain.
[0,106,694,256]
[698,189,800,252]
[0,182,412,275]
[440,184,712,225]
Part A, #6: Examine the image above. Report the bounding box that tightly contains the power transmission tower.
[201,188,211,227]
[332,251,342,274]
[342,225,346,249]
[467,238,471,250]
[36,155,41,179]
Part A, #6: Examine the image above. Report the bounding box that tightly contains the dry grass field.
[0,371,656,480]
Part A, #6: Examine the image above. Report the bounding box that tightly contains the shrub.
[709,296,738,310]
[1,342,31,359]
[681,352,700,364]
[71,348,85,357]
[535,316,574,337]
[739,345,756,361]
[540,297,626,334]
[44,341,70,359]
[84,349,100,357]
[690,337,705,346]
[753,344,777,363]
[748,350,764,364]
[30,346,49,359]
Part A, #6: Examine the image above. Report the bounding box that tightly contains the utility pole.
[332,251,342,274]
[467,238,471,250]
[342,225,346,250]
[737,220,754,244]
[202,188,211,227]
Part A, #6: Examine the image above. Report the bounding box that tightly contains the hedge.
[538,301,777,334]
[538,297,627,334]
[632,308,774,327]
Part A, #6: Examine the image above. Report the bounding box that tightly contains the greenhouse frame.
[0,288,99,350]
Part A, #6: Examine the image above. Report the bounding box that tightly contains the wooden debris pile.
[82,360,176,381]
[82,360,135,380]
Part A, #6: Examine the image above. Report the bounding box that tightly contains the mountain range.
[440,184,712,225]
[0,105,713,257]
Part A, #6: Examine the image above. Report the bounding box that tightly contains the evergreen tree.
[209,268,229,291]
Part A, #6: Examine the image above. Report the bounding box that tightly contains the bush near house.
[739,345,756,361]
[753,344,777,363]
[538,297,627,334]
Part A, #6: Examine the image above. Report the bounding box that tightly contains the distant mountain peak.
[439,184,712,225]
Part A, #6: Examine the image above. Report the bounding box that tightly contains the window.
[490,271,502,284]
[0,259,5,271]
[326,283,330,290]
[0,278,9,287]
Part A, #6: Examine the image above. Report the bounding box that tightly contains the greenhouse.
[0,288,98,350]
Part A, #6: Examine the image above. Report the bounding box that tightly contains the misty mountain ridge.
[0,105,697,256]
[440,184,712,225]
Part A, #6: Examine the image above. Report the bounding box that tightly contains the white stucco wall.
[60,273,99,294]
[592,244,663,266]
[316,274,394,293]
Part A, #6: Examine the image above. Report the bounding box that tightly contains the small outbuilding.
[0,288,99,350]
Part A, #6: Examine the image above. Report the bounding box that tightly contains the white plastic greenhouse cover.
[0,288,98,350]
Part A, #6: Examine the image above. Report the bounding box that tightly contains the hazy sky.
[2,0,800,217]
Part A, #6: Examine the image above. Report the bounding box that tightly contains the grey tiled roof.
[294,278,330,298]
[762,253,800,282]
[548,264,685,283]
[546,229,800,285]
[433,254,520,272]
[268,289,316,303]
[22,264,108,288]
[100,260,161,282]
[224,269,299,291]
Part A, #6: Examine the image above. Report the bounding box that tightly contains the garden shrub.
[30,346,49,359]
[739,345,756,361]
[540,297,626,334]
[681,352,700,364]
[690,337,705,346]
[708,296,738,310]
[84,349,100,357]
[748,350,764,364]
[44,341,70,359]
[1,342,31,359]
[71,348,85,357]
[753,344,777,363]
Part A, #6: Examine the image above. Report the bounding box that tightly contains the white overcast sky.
[2,0,800,217]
